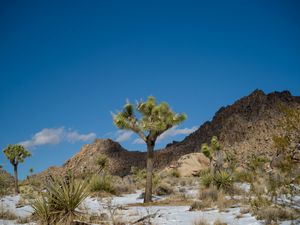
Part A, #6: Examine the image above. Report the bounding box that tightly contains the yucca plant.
[213,170,233,191]
[200,172,213,188]
[31,177,89,225]
[31,196,51,224]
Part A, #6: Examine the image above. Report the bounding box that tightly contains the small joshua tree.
[113,96,186,203]
[3,144,31,194]
[96,154,109,174]
[201,136,223,175]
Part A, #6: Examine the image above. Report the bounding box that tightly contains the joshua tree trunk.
[13,164,19,194]
[215,150,224,172]
[144,143,154,203]
[209,159,215,175]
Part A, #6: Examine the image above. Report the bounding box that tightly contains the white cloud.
[156,126,198,143]
[19,127,96,148]
[66,131,97,143]
[115,130,133,142]
[133,137,144,144]
[132,126,198,144]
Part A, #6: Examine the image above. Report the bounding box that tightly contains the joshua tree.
[113,96,186,202]
[201,136,223,175]
[96,154,108,174]
[3,144,31,194]
[29,168,34,175]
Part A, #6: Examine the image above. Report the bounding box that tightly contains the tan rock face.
[175,153,209,177]
[37,90,300,178]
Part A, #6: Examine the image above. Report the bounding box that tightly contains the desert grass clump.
[250,195,271,213]
[0,173,11,196]
[154,183,173,196]
[234,170,253,183]
[114,177,135,195]
[213,219,228,225]
[190,200,213,211]
[0,207,18,220]
[31,177,89,225]
[200,186,218,202]
[255,206,298,225]
[89,174,116,194]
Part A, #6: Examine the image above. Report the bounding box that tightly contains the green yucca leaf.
[31,177,89,225]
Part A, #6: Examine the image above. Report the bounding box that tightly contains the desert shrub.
[200,186,218,201]
[240,207,250,214]
[31,177,89,225]
[247,155,269,173]
[16,216,31,224]
[89,174,116,194]
[130,167,147,182]
[213,219,228,225]
[234,170,253,183]
[190,200,213,211]
[256,206,298,224]
[193,218,209,225]
[0,176,9,196]
[0,206,18,220]
[28,177,42,188]
[114,182,134,195]
[154,183,173,196]
[250,195,271,212]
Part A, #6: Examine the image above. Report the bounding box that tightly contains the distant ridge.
[37,90,300,178]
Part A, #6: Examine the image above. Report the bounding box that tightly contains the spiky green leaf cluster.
[3,144,31,166]
[200,136,220,160]
[31,177,89,225]
[113,96,186,142]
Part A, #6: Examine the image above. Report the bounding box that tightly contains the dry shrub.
[213,219,228,225]
[154,183,173,196]
[250,196,271,212]
[193,218,209,225]
[0,208,18,220]
[114,177,135,195]
[240,206,250,214]
[190,200,213,211]
[16,216,31,224]
[89,174,116,194]
[200,186,218,201]
[256,206,298,224]
[234,170,253,183]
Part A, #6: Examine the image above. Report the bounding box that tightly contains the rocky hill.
[39,90,300,178]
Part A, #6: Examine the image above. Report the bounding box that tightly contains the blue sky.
[0,0,300,179]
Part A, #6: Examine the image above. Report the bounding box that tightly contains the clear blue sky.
[1,0,300,179]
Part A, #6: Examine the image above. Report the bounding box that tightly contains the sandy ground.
[0,185,299,225]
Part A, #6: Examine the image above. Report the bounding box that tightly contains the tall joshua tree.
[3,144,31,194]
[113,96,186,203]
